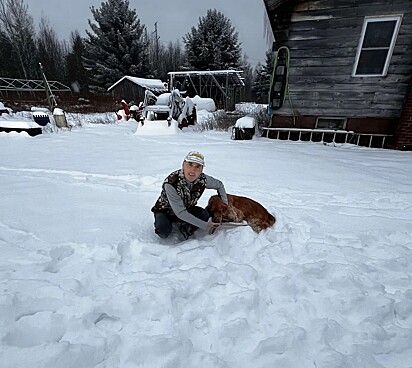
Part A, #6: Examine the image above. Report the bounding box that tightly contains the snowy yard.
[0,115,412,368]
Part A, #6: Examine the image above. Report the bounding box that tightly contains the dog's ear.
[206,200,225,223]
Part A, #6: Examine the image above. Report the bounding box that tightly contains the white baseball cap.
[184,151,205,166]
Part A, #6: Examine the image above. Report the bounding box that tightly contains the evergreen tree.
[65,31,89,95]
[183,9,242,70]
[252,49,275,103]
[83,0,150,94]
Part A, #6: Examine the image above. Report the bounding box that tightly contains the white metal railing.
[0,77,71,92]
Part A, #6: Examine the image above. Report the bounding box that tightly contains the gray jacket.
[165,173,227,230]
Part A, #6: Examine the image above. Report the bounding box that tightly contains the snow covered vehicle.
[135,90,179,135]
[138,89,196,131]
[143,104,173,125]
[139,90,174,126]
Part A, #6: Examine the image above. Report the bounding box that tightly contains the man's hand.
[207,218,221,234]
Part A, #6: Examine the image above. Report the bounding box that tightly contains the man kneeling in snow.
[151,151,226,240]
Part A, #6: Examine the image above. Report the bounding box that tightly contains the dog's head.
[206,195,228,223]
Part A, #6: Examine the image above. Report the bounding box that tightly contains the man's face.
[182,161,203,182]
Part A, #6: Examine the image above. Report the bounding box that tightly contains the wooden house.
[107,76,168,104]
[263,0,412,149]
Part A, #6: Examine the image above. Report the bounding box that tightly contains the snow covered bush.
[196,110,242,132]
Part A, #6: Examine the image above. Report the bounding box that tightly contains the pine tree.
[183,9,242,70]
[252,49,275,103]
[83,0,150,94]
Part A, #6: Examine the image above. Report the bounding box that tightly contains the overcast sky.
[27,0,270,67]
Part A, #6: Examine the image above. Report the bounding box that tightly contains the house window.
[353,16,402,77]
[316,117,347,130]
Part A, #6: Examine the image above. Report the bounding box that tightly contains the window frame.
[352,15,402,78]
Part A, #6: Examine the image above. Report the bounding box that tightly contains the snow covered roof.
[107,76,168,94]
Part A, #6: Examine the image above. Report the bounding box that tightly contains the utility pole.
[153,22,160,70]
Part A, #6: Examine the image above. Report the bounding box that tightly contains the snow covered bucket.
[231,116,256,140]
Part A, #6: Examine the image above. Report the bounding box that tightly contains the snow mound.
[235,102,267,115]
[235,116,256,129]
[156,93,216,112]
[134,119,181,136]
[192,95,216,112]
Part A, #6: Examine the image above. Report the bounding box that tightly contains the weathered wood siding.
[109,79,146,103]
[269,0,412,121]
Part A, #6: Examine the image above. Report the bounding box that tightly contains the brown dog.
[206,194,276,233]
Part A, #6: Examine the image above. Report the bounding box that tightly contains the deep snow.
[1,112,412,368]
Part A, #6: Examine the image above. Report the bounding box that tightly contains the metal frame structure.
[0,77,71,97]
[168,70,244,111]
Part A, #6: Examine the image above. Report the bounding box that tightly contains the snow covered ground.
[1,113,412,367]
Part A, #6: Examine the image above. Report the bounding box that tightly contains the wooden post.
[39,63,53,111]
